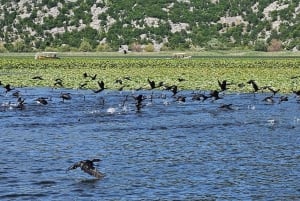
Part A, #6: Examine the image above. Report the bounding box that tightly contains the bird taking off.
[66,159,104,179]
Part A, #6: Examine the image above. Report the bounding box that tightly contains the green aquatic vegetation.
[0,57,299,93]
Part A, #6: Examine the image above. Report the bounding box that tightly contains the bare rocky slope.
[0,0,299,51]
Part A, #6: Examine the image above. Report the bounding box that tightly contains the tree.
[79,38,93,52]
[254,40,267,52]
[13,40,27,52]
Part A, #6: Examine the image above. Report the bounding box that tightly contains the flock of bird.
[2,73,300,179]
[1,71,300,113]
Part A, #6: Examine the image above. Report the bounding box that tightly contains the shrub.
[0,43,8,53]
[254,40,267,51]
[79,39,93,52]
[59,44,71,52]
[144,43,154,52]
[96,43,112,52]
[130,42,142,52]
[267,39,282,52]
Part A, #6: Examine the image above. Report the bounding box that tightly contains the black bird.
[12,90,21,98]
[147,78,156,89]
[192,93,209,102]
[169,85,178,96]
[115,79,123,85]
[178,78,186,82]
[263,95,275,104]
[60,93,72,102]
[4,84,14,93]
[133,94,146,104]
[176,96,186,102]
[218,80,229,91]
[210,90,222,100]
[79,82,88,89]
[93,80,106,93]
[32,76,44,80]
[279,96,288,104]
[66,159,104,179]
[36,97,48,105]
[267,86,280,96]
[133,94,146,112]
[83,72,89,78]
[247,80,259,93]
[54,78,63,87]
[16,97,25,110]
[89,74,97,80]
[292,90,300,96]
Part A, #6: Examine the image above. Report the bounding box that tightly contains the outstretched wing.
[81,164,104,178]
[66,161,82,171]
[91,159,101,162]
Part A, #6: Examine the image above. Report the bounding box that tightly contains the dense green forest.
[0,0,299,52]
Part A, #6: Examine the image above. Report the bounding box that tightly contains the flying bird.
[4,84,14,93]
[54,78,63,87]
[247,80,259,93]
[93,80,106,93]
[218,80,230,91]
[66,159,104,179]
[147,78,156,89]
[32,76,44,80]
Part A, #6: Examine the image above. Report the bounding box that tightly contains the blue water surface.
[1,87,300,200]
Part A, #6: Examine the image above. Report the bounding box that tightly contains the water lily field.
[0,56,299,93]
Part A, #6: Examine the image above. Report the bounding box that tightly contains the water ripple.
[1,88,300,200]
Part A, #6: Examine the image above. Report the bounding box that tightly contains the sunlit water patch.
[1,87,300,200]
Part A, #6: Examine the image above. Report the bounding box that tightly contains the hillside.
[0,0,299,52]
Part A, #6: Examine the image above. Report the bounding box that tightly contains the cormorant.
[133,94,146,112]
[263,95,275,104]
[218,80,229,91]
[279,96,288,104]
[267,86,280,96]
[210,90,222,100]
[66,159,104,179]
[93,81,106,93]
[176,96,186,102]
[60,93,72,102]
[247,80,259,93]
[54,78,63,87]
[4,84,14,93]
[147,78,156,89]
[36,97,48,105]
[32,76,44,80]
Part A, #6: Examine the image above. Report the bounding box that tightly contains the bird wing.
[81,164,104,179]
[98,81,104,89]
[91,159,101,162]
[66,161,82,171]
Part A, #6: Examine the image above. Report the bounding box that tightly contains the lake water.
[1,87,300,200]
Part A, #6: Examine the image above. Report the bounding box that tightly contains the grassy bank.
[0,53,300,93]
[1,50,300,58]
